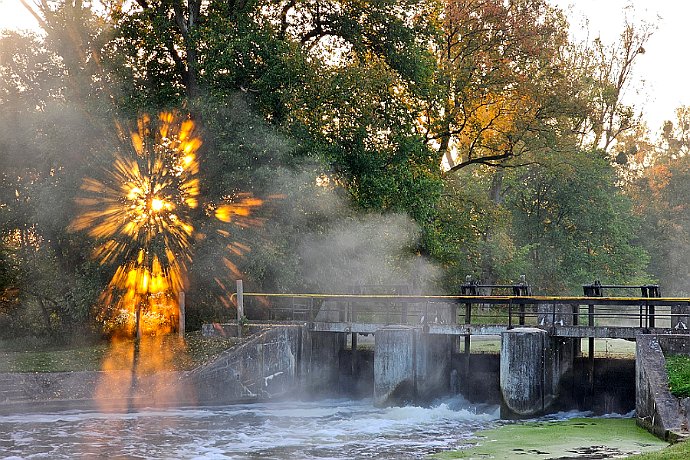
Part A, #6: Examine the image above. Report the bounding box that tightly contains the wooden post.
[351,333,359,377]
[135,304,142,340]
[236,279,244,338]
[178,291,186,338]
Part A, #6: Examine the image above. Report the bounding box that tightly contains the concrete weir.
[189,326,345,404]
[373,326,451,406]
[499,327,570,417]
[191,324,571,413]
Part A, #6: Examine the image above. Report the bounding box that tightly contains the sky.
[0,0,688,133]
[551,0,690,133]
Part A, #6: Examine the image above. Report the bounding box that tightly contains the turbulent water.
[0,397,500,459]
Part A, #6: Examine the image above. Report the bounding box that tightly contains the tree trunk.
[481,169,505,286]
[37,298,56,338]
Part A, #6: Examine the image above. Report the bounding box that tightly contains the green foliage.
[429,168,538,290]
[666,355,690,398]
[335,133,442,222]
[0,0,662,335]
[504,150,650,293]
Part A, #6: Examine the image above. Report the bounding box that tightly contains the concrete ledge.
[636,334,690,441]
[201,322,280,337]
[0,370,188,409]
[312,322,690,338]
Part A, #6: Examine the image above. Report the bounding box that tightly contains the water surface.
[1,398,666,459]
[0,397,498,459]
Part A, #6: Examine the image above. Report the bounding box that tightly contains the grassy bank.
[435,417,668,459]
[0,332,240,372]
[666,355,690,398]
[627,440,690,459]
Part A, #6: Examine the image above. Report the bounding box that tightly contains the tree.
[424,0,579,172]
[629,106,690,295]
[505,150,649,293]
[566,18,654,154]
[659,106,690,159]
[427,167,531,288]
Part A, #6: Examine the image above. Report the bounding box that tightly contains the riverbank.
[0,332,239,373]
[434,416,668,459]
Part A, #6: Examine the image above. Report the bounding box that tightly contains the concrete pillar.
[672,304,689,331]
[374,327,417,406]
[373,327,451,407]
[537,303,572,326]
[301,330,345,395]
[500,327,554,417]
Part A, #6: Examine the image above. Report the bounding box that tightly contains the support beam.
[178,291,186,338]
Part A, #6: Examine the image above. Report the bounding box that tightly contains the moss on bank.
[627,440,690,459]
[435,417,667,459]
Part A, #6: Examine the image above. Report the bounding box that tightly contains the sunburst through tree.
[71,112,202,336]
[72,111,272,337]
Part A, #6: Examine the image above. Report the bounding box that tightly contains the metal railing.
[231,288,690,337]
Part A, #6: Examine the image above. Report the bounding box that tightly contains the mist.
[254,167,442,295]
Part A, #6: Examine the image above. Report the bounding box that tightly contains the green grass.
[434,417,668,459]
[467,307,539,326]
[666,355,690,398]
[0,331,240,373]
[627,440,690,459]
[467,337,501,354]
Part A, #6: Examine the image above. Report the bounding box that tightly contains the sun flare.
[71,111,201,337]
[71,111,274,337]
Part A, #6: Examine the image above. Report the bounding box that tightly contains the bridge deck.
[238,292,690,340]
[311,322,686,339]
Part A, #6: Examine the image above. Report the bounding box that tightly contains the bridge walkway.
[234,292,690,339]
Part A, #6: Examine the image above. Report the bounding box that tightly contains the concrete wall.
[636,334,689,441]
[0,370,187,413]
[301,330,346,396]
[0,371,104,403]
[189,325,345,404]
[453,353,502,405]
[188,326,299,404]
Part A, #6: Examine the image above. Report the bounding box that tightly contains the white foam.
[0,398,500,458]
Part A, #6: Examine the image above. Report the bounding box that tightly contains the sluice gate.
[219,282,690,419]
